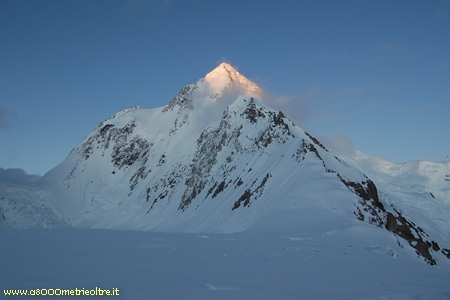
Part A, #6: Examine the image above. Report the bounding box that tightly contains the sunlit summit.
[204,62,263,99]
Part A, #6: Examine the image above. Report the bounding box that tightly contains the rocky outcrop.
[163,84,196,112]
[232,173,271,210]
[338,174,448,265]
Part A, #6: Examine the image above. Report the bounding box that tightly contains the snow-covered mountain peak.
[203,62,263,99]
[3,63,450,269]
[164,62,264,113]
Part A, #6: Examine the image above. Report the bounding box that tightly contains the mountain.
[1,63,450,268]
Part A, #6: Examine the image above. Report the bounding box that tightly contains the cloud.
[258,88,358,159]
[319,132,357,159]
[0,168,40,185]
[259,88,358,159]
[0,107,15,129]
[260,86,322,128]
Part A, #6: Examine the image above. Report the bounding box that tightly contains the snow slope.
[351,150,450,204]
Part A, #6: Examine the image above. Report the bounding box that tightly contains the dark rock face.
[69,114,153,192]
[163,84,196,112]
[242,98,265,123]
[112,136,150,170]
[338,176,385,226]
[385,211,436,264]
[292,140,309,162]
[337,174,448,265]
[233,189,252,210]
[232,173,271,210]
[242,99,294,149]
[385,210,450,265]
[146,164,187,213]
[179,118,237,211]
[212,181,226,198]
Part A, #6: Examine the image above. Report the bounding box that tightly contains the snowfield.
[1,227,450,300]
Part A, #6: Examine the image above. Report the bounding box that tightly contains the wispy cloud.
[260,84,375,128]
[319,132,357,159]
[261,86,322,127]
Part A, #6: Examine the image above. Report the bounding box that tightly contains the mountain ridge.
[1,63,450,267]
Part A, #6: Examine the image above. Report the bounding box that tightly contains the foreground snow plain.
[2,211,450,299]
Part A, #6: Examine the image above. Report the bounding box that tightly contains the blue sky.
[1,0,449,175]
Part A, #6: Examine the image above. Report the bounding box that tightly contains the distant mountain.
[1,63,449,267]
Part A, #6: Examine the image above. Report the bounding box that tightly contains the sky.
[1,0,449,176]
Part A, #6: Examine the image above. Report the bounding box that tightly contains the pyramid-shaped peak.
[206,62,250,85]
[208,62,240,78]
[204,62,263,99]
[216,62,237,71]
